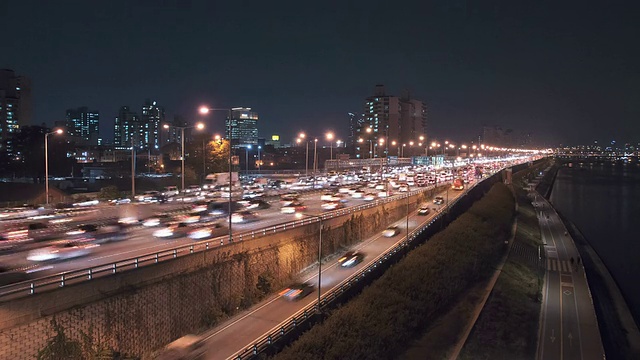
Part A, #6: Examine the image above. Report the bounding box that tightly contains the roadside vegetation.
[458,163,547,359]
[37,318,139,360]
[273,183,515,360]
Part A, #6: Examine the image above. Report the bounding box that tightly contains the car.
[67,223,126,243]
[433,196,444,205]
[157,334,206,360]
[363,193,376,201]
[109,198,131,205]
[142,214,172,227]
[351,190,365,199]
[184,185,202,194]
[279,282,315,301]
[338,251,364,267]
[238,199,270,210]
[162,186,179,197]
[281,202,307,214]
[418,205,430,215]
[230,211,259,223]
[398,185,409,192]
[136,191,160,202]
[320,192,335,202]
[153,222,190,238]
[321,201,344,211]
[382,225,400,237]
[280,193,299,205]
[26,240,98,262]
[187,223,226,240]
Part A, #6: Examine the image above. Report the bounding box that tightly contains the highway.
[0,190,384,280]
[197,186,463,360]
[535,191,605,360]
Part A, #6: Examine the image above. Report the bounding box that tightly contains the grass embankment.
[458,165,546,359]
[273,183,515,360]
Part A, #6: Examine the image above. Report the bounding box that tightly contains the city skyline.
[3,1,639,146]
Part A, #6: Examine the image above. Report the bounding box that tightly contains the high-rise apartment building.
[355,85,427,158]
[225,107,258,148]
[0,69,32,156]
[65,107,99,145]
[141,99,164,150]
[161,115,189,146]
[114,106,141,148]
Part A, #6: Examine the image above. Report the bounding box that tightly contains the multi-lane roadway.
[195,186,463,360]
[0,189,393,282]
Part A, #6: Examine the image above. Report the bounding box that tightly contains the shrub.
[275,183,515,360]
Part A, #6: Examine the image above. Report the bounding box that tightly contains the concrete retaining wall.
[0,188,437,359]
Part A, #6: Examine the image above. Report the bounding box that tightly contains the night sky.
[2,1,639,146]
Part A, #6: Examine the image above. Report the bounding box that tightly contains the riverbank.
[556,210,640,359]
[546,161,640,359]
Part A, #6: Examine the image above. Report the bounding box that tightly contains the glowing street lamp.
[326,132,334,160]
[162,122,205,191]
[199,105,232,245]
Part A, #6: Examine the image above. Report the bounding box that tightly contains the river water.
[550,162,640,325]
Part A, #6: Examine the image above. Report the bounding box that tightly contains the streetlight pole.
[313,138,318,176]
[202,137,206,179]
[199,106,232,244]
[164,122,205,191]
[131,138,136,199]
[257,146,262,173]
[296,213,324,315]
[245,145,252,175]
[181,127,185,191]
[44,129,63,205]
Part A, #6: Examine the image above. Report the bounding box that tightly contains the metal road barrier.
[0,186,436,302]
[228,177,481,360]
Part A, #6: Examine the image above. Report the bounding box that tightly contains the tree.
[37,318,83,360]
[207,139,230,174]
[97,186,121,200]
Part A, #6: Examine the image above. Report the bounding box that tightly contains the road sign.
[231,155,239,165]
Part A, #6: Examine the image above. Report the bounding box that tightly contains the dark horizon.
[2,0,639,147]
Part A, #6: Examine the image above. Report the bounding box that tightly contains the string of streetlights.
[296,132,342,176]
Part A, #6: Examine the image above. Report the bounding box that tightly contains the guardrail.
[0,185,439,302]
[228,175,480,359]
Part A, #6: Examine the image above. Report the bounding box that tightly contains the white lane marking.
[203,189,455,344]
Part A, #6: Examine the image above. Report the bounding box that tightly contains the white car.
[142,215,171,227]
[382,225,400,237]
[351,190,364,199]
[363,193,376,201]
[320,193,335,202]
[187,223,224,240]
[321,201,343,211]
[281,202,306,214]
[230,211,259,223]
[27,241,98,262]
[153,223,191,238]
[162,186,179,197]
[398,185,409,192]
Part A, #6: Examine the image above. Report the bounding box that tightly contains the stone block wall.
[0,188,436,359]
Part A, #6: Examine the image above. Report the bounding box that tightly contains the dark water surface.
[550,162,640,325]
